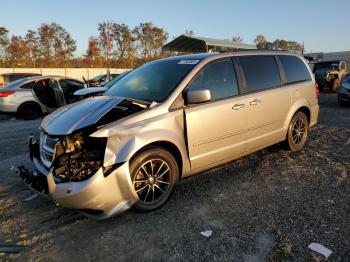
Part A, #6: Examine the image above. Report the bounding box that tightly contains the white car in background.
[0,76,85,119]
[74,71,130,98]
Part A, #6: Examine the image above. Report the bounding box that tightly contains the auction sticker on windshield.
[178,60,200,65]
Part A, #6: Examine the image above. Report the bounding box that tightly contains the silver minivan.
[22,51,319,219]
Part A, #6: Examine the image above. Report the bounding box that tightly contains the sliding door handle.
[232,103,245,110]
[249,99,261,106]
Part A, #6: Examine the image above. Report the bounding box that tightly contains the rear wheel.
[285,111,309,152]
[17,102,41,120]
[130,148,179,212]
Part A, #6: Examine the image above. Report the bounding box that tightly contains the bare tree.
[0,27,9,64]
[184,30,194,37]
[98,22,114,67]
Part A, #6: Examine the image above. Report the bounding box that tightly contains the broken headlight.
[52,132,107,183]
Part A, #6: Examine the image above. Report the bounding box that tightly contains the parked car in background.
[85,73,119,87]
[21,51,319,219]
[338,74,350,106]
[74,71,130,98]
[0,73,42,87]
[0,76,85,119]
[314,60,350,92]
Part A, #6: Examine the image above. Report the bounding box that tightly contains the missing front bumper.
[19,136,139,219]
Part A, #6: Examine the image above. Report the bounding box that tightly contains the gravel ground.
[0,94,349,261]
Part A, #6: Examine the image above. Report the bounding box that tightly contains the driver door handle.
[249,99,262,106]
[232,103,245,110]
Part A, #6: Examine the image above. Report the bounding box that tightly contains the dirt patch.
[0,94,349,261]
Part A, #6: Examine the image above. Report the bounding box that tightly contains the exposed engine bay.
[40,97,148,183]
[52,133,106,182]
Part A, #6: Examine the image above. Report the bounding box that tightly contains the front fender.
[92,110,190,175]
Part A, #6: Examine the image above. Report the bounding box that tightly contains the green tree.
[25,30,40,67]
[38,23,76,67]
[112,23,136,66]
[133,22,168,60]
[6,35,29,67]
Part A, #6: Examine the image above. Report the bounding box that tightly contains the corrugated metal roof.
[163,35,257,53]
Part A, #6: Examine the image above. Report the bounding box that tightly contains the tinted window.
[187,59,238,100]
[105,59,197,102]
[240,56,281,92]
[279,55,311,84]
[20,81,35,89]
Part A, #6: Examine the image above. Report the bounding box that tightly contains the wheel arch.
[283,99,311,131]
[17,100,42,114]
[129,141,184,178]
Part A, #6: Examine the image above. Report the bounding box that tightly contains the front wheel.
[285,111,309,152]
[130,148,179,212]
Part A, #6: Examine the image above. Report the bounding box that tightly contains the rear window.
[239,56,281,93]
[279,55,311,84]
[20,81,35,89]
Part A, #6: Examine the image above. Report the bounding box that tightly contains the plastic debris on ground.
[24,193,38,202]
[308,243,332,258]
[200,230,213,238]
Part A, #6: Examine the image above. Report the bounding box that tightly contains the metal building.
[162,35,257,53]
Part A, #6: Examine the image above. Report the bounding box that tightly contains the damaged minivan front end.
[22,96,149,218]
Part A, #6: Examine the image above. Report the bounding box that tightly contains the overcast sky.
[1,0,349,55]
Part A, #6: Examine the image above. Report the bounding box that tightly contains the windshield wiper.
[123,97,150,108]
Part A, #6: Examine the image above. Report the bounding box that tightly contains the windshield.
[105,59,198,102]
[2,78,27,89]
[90,75,103,82]
[104,71,129,88]
[314,62,339,71]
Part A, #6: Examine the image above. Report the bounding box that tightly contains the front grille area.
[46,136,58,148]
[40,134,60,167]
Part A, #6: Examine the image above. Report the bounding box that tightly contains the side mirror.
[83,83,88,88]
[184,88,211,104]
[100,81,106,86]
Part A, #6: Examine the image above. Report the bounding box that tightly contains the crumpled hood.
[41,96,125,136]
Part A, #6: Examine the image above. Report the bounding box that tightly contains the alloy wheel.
[133,159,171,203]
[291,117,306,144]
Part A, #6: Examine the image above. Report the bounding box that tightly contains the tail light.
[315,82,319,98]
[0,91,15,97]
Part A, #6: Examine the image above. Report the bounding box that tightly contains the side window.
[187,58,239,100]
[240,56,281,92]
[20,81,35,89]
[279,55,311,84]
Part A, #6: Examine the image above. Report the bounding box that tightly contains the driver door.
[184,58,248,171]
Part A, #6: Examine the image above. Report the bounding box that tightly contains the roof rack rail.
[218,49,288,53]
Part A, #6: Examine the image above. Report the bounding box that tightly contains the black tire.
[338,97,349,107]
[17,102,41,120]
[285,111,309,152]
[130,147,179,212]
